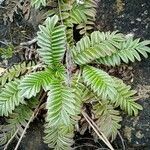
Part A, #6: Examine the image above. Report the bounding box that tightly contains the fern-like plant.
[31,0,98,47]
[1,1,150,150]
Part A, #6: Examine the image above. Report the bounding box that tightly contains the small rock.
[136,18,142,22]
[133,28,138,32]
[136,131,144,139]
[125,33,134,38]
[144,10,148,15]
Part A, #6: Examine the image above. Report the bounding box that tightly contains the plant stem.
[58,0,73,86]
[58,0,63,25]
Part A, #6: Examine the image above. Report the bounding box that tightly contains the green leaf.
[72,77,94,114]
[0,80,24,116]
[46,81,76,126]
[72,31,124,65]
[93,101,122,141]
[19,70,52,99]
[0,61,36,86]
[37,15,66,67]
[97,38,150,66]
[0,44,14,59]
[0,98,38,147]
[111,78,143,116]
[31,0,47,9]
[44,124,74,150]
[82,66,117,100]
[70,0,98,24]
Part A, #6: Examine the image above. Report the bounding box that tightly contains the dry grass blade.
[4,129,19,150]
[14,92,47,150]
[14,113,35,150]
[82,110,114,150]
[118,131,126,150]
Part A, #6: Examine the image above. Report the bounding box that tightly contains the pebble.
[136,18,142,22]
[144,10,148,15]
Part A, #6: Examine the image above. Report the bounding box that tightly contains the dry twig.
[20,38,37,46]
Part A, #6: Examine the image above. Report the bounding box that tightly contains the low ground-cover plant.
[0,0,150,150]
